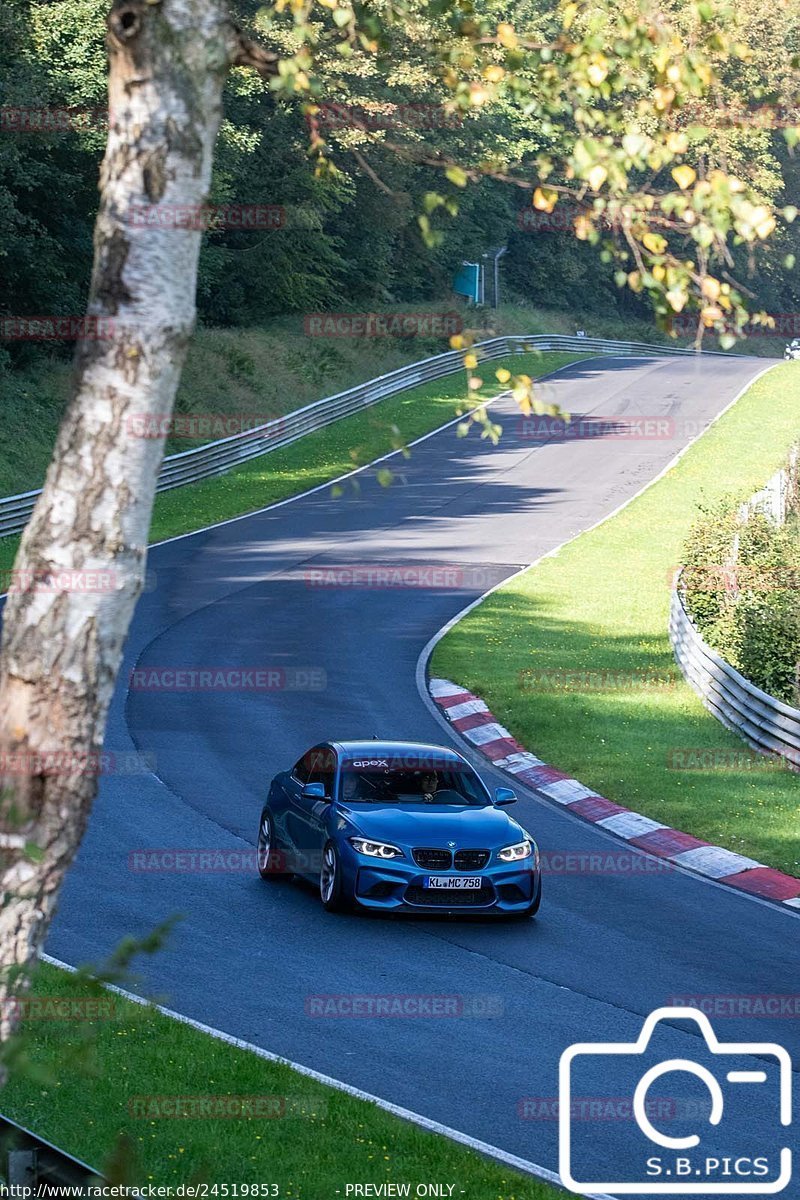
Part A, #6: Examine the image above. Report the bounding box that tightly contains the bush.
[681,456,800,705]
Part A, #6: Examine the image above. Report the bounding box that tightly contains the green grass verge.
[1,962,560,1198]
[0,351,584,575]
[432,362,800,877]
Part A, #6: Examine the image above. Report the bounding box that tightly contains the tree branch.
[230,28,280,78]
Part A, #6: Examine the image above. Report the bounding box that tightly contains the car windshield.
[338,757,489,805]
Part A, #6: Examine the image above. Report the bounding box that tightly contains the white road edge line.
[38,951,614,1200]
[413,361,800,922]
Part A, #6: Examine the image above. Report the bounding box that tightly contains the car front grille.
[412,847,452,870]
[404,884,496,908]
[454,849,490,870]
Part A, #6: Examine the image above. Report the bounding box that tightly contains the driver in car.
[420,771,439,803]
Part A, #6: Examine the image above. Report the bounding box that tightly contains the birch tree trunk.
[0,0,272,1036]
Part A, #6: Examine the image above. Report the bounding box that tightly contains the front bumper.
[341,844,539,914]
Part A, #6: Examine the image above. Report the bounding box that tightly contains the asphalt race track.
[35,354,799,1196]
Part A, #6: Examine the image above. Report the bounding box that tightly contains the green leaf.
[445,165,468,187]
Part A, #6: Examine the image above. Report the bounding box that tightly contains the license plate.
[425,875,482,890]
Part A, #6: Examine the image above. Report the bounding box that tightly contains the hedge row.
[681,451,800,705]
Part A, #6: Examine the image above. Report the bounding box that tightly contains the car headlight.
[498,839,533,863]
[349,837,404,860]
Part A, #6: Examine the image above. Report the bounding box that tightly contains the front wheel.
[320,841,350,912]
[257,810,291,881]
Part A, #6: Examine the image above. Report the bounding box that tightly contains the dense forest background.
[1,0,799,377]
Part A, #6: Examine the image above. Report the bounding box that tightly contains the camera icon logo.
[559,1006,792,1194]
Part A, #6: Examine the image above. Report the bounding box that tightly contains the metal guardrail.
[0,333,725,541]
[670,584,800,770]
[0,1110,102,1189]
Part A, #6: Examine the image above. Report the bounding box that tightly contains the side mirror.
[494,787,517,806]
[302,781,327,801]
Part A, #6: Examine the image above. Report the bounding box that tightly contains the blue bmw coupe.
[256,740,541,917]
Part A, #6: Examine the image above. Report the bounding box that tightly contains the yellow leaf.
[587,164,607,191]
[449,334,464,350]
[696,62,712,87]
[562,2,578,31]
[749,206,776,239]
[642,231,666,254]
[672,164,696,190]
[483,65,505,83]
[574,214,591,240]
[533,187,557,213]
[666,131,688,155]
[497,23,517,48]
[587,55,608,86]
[445,165,468,187]
[464,353,478,369]
[666,286,687,312]
[495,368,511,383]
[701,276,721,301]
[516,395,533,416]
